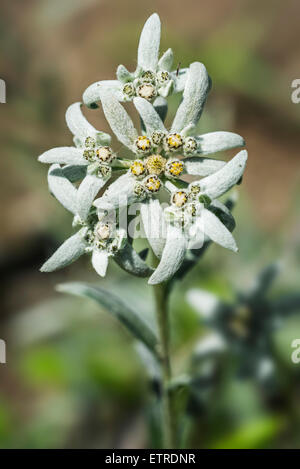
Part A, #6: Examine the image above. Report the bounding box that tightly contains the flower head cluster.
[83,14,188,108]
[39,13,247,284]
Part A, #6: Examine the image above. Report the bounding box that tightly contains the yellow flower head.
[130,159,146,176]
[166,133,183,151]
[172,190,188,208]
[145,154,166,175]
[143,175,161,193]
[135,136,152,153]
[96,146,114,163]
[166,159,184,177]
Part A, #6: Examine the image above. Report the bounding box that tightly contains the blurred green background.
[1,0,300,448]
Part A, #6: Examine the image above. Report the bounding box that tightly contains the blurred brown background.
[0,0,300,448]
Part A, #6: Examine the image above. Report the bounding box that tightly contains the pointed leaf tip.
[138,13,161,71]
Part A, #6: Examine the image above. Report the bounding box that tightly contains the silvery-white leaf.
[171,68,189,93]
[91,249,109,277]
[40,230,87,272]
[65,102,97,141]
[38,147,87,165]
[171,62,210,132]
[158,80,173,98]
[48,164,78,214]
[56,282,158,354]
[164,180,178,193]
[148,224,187,284]
[82,80,123,108]
[140,198,166,258]
[100,92,138,150]
[187,289,222,319]
[94,172,138,211]
[73,136,83,148]
[96,131,113,146]
[200,208,238,252]
[200,150,248,199]
[184,157,226,177]
[195,131,245,156]
[137,13,161,71]
[77,174,107,221]
[153,96,168,123]
[61,165,87,183]
[188,218,205,249]
[181,123,196,137]
[114,241,153,277]
[133,97,167,135]
[158,48,174,72]
[116,64,133,83]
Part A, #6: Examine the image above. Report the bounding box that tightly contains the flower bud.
[151,131,165,146]
[83,148,96,162]
[157,70,170,84]
[183,136,197,154]
[141,70,156,83]
[85,137,96,149]
[123,82,135,99]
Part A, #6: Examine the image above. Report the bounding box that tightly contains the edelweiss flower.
[40,164,152,278]
[93,61,245,217]
[38,102,130,221]
[148,149,248,284]
[82,13,188,109]
[39,14,248,287]
[91,61,246,283]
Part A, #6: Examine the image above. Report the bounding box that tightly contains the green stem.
[153,282,176,449]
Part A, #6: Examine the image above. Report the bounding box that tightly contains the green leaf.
[211,416,283,449]
[56,282,159,356]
